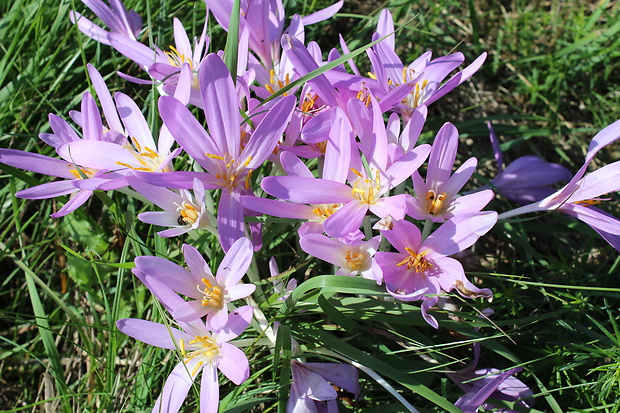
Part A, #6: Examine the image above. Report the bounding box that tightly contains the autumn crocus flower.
[0,64,137,217]
[374,214,496,328]
[132,238,256,330]
[408,122,494,222]
[129,177,216,237]
[369,9,486,119]
[151,53,296,251]
[300,234,381,280]
[447,341,533,412]
[499,119,620,250]
[117,304,253,413]
[287,360,361,413]
[262,106,431,238]
[70,0,141,46]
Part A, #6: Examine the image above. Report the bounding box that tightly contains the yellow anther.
[311,204,340,220]
[396,247,432,272]
[198,278,224,308]
[425,190,447,216]
[205,153,225,160]
[345,250,365,271]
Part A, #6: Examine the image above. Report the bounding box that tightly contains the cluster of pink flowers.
[2,0,619,411]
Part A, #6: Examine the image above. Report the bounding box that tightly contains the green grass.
[1,0,620,411]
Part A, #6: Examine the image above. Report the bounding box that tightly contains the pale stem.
[421,218,433,241]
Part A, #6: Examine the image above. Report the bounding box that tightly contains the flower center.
[345,250,366,271]
[117,137,168,172]
[264,69,291,95]
[197,278,224,308]
[350,168,382,205]
[311,203,341,220]
[177,202,199,226]
[425,190,447,216]
[68,166,97,180]
[300,93,320,114]
[165,45,193,69]
[179,335,221,375]
[396,247,432,273]
[205,153,253,190]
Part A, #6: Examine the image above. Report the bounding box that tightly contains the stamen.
[396,247,432,272]
[345,251,365,271]
[426,190,447,216]
[197,278,224,308]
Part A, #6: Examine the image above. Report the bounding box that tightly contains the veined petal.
[0,149,75,178]
[182,244,214,284]
[154,359,199,413]
[218,343,250,385]
[16,180,79,199]
[114,93,156,149]
[57,141,135,170]
[242,95,296,170]
[116,319,191,349]
[134,256,199,298]
[560,204,620,235]
[173,300,209,322]
[217,305,253,342]
[240,196,317,220]
[382,218,422,253]
[442,157,478,197]
[565,161,620,203]
[200,364,219,413]
[217,189,245,252]
[323,200,367,238]
[227,283,256,301]
[217,237,253,285]
[427,122,458,189]
[262,176,352,204]
[158,96,221,171]
[424,212,498,258]
[200,54,241,158]
[50,189,93,217]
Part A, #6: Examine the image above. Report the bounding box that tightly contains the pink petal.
[218,343,250,385]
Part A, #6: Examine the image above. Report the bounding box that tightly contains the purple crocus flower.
[369,9,486,119]
[499,119,620,250]
[0,64,138,217]
[486,122,572,204]
[447,342,533,412]
[206,0,342,70]
[149,53,296,251]
[129,177,217,237]
[262,105,431,238]
[117,304,253,413]
[373,214,496,328]
[300,234,381,280]
[287,360,361,413]
[70,0,142,46]
[407,122,494,222]
[108,17,210,106]
[132,238,256,330]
